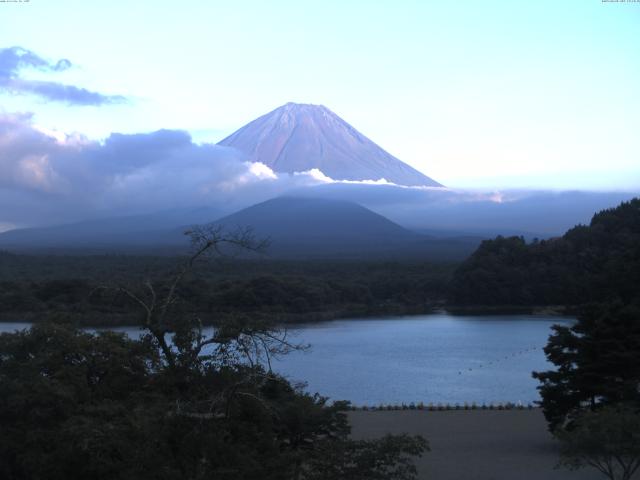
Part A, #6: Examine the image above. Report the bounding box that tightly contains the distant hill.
[450,198,640,306]
[212,196,479,260]
[0,207,223,253]
[0,196,480,260]
[218,102,441,187]
[287,183,637,237]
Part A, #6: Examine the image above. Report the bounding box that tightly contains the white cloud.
[292,167,450,191]
[248,162,278,180]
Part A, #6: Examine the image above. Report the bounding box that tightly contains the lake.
[0,314,571,406]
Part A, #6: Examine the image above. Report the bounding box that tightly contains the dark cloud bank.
[0,47,125,105]
[0,112,326,228]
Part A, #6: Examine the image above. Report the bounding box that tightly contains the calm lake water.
[0,314,571,406]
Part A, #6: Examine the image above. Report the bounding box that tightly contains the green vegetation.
[0,321,427,480]
[533,303,640,431]
[449,199,640,477]
[3,198,639,325]
[0,253,454,326]
[523,201,640,476]
[0,228,427,480]
[2,200,640,478]
[450,198,640,307]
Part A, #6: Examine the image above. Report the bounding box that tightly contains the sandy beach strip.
[348,409,612,480]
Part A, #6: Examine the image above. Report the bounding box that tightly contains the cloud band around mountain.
[0,111,463,230]
[0,113,331,227]
[0,47,126,106]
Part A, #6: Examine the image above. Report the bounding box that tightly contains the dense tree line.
[450,198,640,307]
[0,255,453,325]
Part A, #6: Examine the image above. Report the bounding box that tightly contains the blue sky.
[1,0,639,190]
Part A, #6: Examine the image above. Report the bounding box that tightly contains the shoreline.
[0,304,577,327]
[441,304,577,316]
[347,402,538,412]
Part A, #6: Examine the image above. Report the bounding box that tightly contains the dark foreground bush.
[0,321,427,480]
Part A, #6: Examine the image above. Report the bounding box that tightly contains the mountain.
[215,196,416,244]
[218,102,441,187]
[213,197,479,260]
[0,207,223,252]
[0,196,479,260]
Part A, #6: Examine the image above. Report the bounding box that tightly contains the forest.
[450,198,640,307]
[0,254,454,326]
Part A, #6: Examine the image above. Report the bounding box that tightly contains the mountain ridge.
[0,196,481,260]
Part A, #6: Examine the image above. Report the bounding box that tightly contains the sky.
[0,0,639,229]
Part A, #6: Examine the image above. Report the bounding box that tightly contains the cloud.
[0,113,540,231]
[293,168,447,189]
[2,113,634,236]
[0,47,126,105]
[0,113,326,227]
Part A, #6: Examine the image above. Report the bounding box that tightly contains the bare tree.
[98,224,303,366]
[77,224,428,479]
[100,224,312,419]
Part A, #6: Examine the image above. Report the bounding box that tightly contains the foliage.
[450,198,640,306]
[0,227,428,480]
[533,303,640,431]
[556,404,640,480]
[0,253,453,326]
[304,434,428,480]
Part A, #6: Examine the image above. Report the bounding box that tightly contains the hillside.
[213,196,479,260]
[0,207,222,252]
[449,198,640,306]
[0,196,480,260]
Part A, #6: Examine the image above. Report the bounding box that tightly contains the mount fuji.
[218,102,441,187]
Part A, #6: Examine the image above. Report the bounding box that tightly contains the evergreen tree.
[533,303,640,431]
